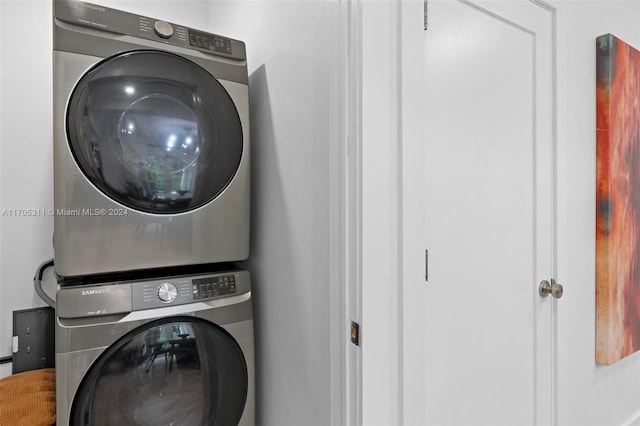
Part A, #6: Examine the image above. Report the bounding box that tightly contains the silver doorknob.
[539,280,563,299]
[551,280,563,299]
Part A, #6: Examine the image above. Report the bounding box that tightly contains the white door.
[403,1,558,424]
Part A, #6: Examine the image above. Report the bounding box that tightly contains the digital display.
[188,29,232,55]
[192,275,236,299]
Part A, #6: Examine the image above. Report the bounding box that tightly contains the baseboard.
[0,363,12,380]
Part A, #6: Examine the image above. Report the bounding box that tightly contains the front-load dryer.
[55,269,255,425]
[53,1,250,279]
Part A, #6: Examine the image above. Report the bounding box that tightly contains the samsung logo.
[82,3,106,12]
[81,288,110,296]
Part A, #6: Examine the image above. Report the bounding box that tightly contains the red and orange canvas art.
[596,34,640,365]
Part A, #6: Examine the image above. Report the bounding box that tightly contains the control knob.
[158,282,178,303]
[154,20,174,39]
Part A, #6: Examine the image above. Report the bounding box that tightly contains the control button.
[157,282,178,303]
[154,20,174,39]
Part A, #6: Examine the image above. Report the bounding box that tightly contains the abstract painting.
[596,34,640,365]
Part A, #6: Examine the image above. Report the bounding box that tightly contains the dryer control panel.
[53,0,246,60]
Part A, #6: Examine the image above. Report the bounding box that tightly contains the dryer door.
[66,50,243,214]
[71,317,248,426]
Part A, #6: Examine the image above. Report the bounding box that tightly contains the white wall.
[554,1,640,425]
[206,3,334,424]
[0,0,55,378]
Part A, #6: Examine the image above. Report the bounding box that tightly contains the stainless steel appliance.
[55,269,255,425]
[53,1,250,279]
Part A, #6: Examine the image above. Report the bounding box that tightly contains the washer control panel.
[136,278,192,309]
[133,273,240,310]
[57,270,250,319]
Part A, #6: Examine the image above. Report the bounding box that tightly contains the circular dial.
[157,282,178,303]
[154,20,174,39]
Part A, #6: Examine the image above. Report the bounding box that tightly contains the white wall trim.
[358,0,404,424]
[0,0,4,368]
[399,1,427,424]
[329,0,351,425]
[340,0,363,424]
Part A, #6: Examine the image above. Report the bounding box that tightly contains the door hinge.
[350,321,360,346]
[425,249,429,281]
[424,0,429,30]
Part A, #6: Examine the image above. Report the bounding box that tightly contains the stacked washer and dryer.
[52,1,254,424]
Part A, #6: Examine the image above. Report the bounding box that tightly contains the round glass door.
[71,317,248,426]
[67,50,243,214]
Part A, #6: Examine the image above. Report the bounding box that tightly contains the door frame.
[336,1,560,425]
[334,1,416,424]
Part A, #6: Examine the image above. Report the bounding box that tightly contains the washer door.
[66,50,243,214]
[71,317,248,426]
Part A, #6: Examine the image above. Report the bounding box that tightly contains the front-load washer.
[55,269,255,426]
[53,0,250,279]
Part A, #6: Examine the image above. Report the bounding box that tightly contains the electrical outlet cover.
[12,307,55,373]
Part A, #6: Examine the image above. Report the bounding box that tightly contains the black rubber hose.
[34,259,55,308]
